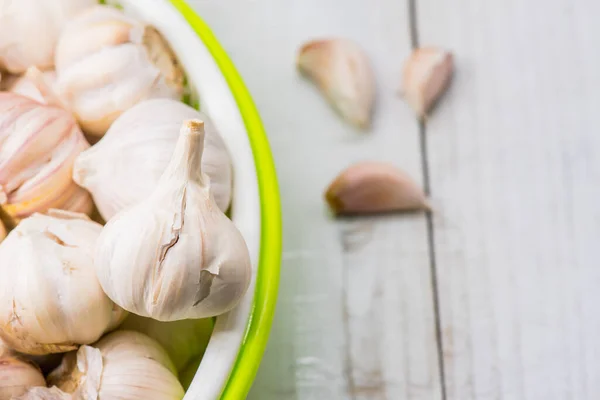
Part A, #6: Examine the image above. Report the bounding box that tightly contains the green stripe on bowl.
[168,1,282,399]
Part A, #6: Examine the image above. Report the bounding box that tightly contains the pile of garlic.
[0,1,252,399]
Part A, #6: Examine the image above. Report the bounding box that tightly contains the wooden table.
[190,0,600,399]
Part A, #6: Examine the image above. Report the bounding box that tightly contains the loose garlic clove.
[0,93,93,219]
[54,5,184,138]
[0,352,46,399]
[73,98,232,220]
[120,314,213,375]
[0,0,97,74]
[401,47,454,118]
[325,162,429,215]
[0,211,126,355]
[95,120,251,321]
[297,38,375,129]
[48,331,184,400]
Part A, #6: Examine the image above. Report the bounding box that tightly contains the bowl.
[110,0,282,398]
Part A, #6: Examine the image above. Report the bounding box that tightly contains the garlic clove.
[55,5,184,138]
[14,386,72,400]
[0,211,125,355]
[401,47,454,118]
[0,93,92,219]
[297,38,375,129]
[72,98,232,220]
[94,120,251,321]
[0,352,46,399]
[325,162,430,215]
[48,331,184,400]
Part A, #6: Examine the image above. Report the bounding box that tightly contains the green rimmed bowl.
[112,0,282,398]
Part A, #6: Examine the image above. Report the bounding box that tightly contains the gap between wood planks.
[409,0,447,399]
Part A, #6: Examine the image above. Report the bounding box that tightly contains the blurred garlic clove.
[0,211,126,355]
[325,162,429,215]
[297,38,375,129]
[0,221,5,243]
[0,0,97,73]
[48,331,184,400]
[73,98,232,220]
[14,386,72,400]
[0,93,92,219]
[9,67,65,108]
[94,120,251,321]
[120,314,213,375]
[0,352,46,399]
[401,47,454,118]
[55,5,185,138]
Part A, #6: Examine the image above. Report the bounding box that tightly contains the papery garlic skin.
[0,352,46,399]
[402,47,454,117]
[55,5,184,137]
[14,386,72,400]
[0,93,93,219]
[48,331,184,400]
[298,38,375,128]
[95,120,251,321]
[0,211,126,355]
[120,314,213,374]
[73,98,232,220]
[0,0,97,73]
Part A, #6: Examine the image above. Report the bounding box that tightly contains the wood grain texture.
[416,0,600,399]
[188,0,442,399]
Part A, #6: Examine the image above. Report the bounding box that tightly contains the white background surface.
[189,0,600,399]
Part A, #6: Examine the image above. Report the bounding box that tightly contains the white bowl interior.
[109,0,262,398]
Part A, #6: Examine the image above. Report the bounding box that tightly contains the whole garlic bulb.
[0,210,126,355]
[0,93,93,219]
[95,120,251,321]
[73,98,232,220]
[0,351,46,399]
[48,331,184,400]
[120,314,212,374]
[54,5,184,137]
[0,0,96,73]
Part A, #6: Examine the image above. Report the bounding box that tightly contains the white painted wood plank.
[416,0,600,399]
[188,1,442,399]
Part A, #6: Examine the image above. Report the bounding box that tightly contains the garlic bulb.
[0,93,93,219]
[120,314,213,374]
[297,38,375,128]
[48,331,184,400]
[95,120,251,321]
[54,5,184,137]
[0,352,46,399]
[0,0,97,73]
[73,98,232,220]
[9,68,60,106]
[0,210,126,355]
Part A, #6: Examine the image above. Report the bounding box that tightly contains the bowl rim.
[168,1,282,398]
